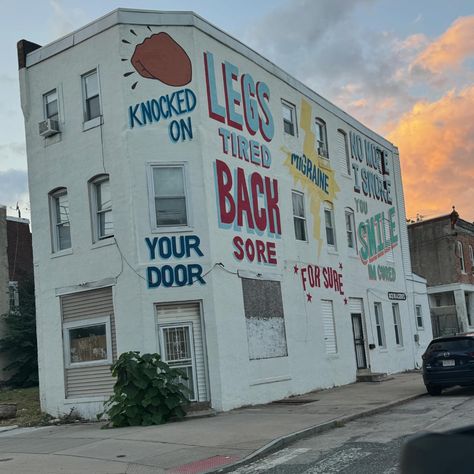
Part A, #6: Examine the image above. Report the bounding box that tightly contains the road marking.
[303,447,371,473]
[233,448,310,473]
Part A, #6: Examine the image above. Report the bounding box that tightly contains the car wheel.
[426,385,442,396]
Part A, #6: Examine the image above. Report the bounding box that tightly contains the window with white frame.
[392,303,403,346]
[49,188,71,252]
[90,175,113,240]
[374,302,386,348]
[337,129,350,175]
[457,241,465,273]
[324,202,336,249]
[315,118,328,158]
[282,100,297,136]
[321,299,337,354]
[8,281,19,313]
[292,191,307,241]
[345,208,356,252]
[415,304,424,329]
[63,316,112,367]
[82,69,101,122]
[43,89,58,121]
[385,216,394,262]
[151,165,188,227]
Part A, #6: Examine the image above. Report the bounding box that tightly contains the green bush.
[100,351,190,427]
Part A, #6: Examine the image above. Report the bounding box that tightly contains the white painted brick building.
[19,9,431,418]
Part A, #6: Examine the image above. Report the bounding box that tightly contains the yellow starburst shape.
[283,98,340,255]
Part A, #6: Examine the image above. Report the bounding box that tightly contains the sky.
[2,0,473,222]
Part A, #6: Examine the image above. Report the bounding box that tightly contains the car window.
[428,338,474,352]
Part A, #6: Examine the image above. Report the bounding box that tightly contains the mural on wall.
[204,51,281,266]
[293,262,346,304]
[145,235,205,288]
[130,32,192,86]
[356,204,398,282]
[283,99,340,255]
[350,131,392,204]
[124,29,196,143]
[350,131,399,282]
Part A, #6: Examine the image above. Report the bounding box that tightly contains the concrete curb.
[211,391,427,473]
[0,425,18,433]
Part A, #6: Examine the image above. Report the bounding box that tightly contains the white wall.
[20,11,431,417]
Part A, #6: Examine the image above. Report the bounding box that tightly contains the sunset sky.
[2,0,473,221]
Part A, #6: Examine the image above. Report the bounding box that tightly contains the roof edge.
[20,8,397,151]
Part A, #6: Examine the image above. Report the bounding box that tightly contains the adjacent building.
[18,9,431,418]
[0,205,34,382]
[409,213,474,337]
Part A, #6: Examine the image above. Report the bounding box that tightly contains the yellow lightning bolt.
[283,98,340,255]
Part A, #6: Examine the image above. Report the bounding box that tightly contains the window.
[392,303,403,346]
[49,188,71,252]
[415,304,424,329]
[321,300,337,354]
[63,316,112,367]
[457,241,465,273]
[469,245,474,269]
[292,191,307,241]
[90,175,113,240]
[282,100,297,136]
[345,208,356,252]
[242,278,287,360]
[43,89,58,121]
[385,216,394,262]
[151,165,188,227]
[315,118,328,158]
[374,302,386,348]
[82,69,101,122]
[8,281,19,313]
[324,202,336,249]
[337,129,350,175]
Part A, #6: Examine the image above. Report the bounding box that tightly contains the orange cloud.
[388,86,474,221]
[412,16,474,73]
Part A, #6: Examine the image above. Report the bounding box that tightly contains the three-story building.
[19,9,431,418]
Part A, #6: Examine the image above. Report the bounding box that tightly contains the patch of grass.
[0,386,51,427]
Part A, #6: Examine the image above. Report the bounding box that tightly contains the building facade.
[19,9,431,418]
[409,214,474,337]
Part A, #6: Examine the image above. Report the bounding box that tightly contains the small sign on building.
[388,292,407,301]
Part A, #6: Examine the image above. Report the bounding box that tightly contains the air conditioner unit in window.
[39,119,60,137]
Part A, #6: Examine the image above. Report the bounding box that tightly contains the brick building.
[0,205,34,381]
[408,213,474,336]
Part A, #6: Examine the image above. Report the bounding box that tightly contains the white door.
[159,323,198,400]
[156,303,208,402]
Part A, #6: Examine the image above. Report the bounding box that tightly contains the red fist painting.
[131,32,192,86]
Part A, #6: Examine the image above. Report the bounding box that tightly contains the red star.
[294,264,299,274]
[339,263,343,270]
[344,297,348,305]
[306,293,312,302]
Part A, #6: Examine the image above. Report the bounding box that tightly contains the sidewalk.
[0,372,425,474]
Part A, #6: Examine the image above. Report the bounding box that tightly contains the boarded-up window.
[61,287,116,399]
[321,300,337,354]
[242,278,288,360]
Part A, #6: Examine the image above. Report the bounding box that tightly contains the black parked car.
[422,334,474,395]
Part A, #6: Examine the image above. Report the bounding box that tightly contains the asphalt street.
[233,387,474,474]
